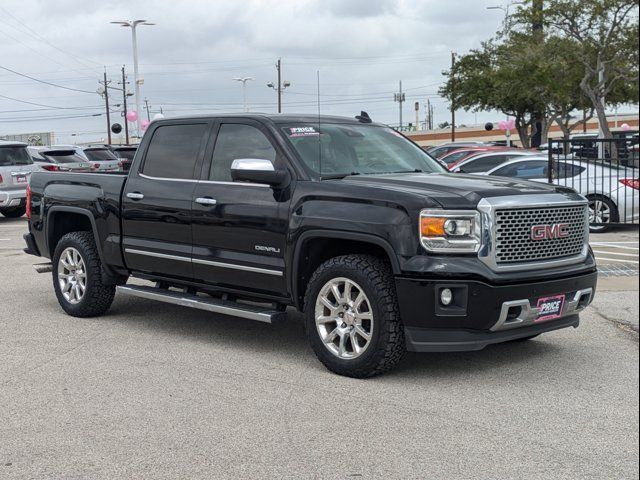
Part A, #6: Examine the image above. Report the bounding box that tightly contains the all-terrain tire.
[52,231,116,317]
[304,254,406,378]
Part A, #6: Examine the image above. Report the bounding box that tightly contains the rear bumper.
[396,270,597,352]
[0,189,26,208]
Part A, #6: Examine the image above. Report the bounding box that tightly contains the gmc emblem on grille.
[531,223,570,241]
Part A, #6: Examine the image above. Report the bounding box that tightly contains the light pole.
[111,19,154,136]
[267,59,290,113]
[233,77,254,112]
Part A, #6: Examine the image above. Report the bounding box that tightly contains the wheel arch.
[291,230,400,310]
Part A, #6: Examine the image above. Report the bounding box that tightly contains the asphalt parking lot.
[0,217,638,480]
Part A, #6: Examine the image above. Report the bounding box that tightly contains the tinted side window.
[209,124,276,182]
[142,124,208,179]
[493,160,548,179]
[557,163,586,178]
[462,155,507,173]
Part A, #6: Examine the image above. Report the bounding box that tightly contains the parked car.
[28,146,93,172]
[484,156,639,232]
[449,150,537,173]
[0,140,39,218]
[439,146,511,167]
[24,113,597,378]
[425,142,487,159]
[81,146,121,172]
[106,145,138,171]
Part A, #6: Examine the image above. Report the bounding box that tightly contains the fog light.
[440,288,453,306]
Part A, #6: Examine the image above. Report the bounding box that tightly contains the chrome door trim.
[124,248,283,276]
[192,257,283,276]
[125,248,191,262]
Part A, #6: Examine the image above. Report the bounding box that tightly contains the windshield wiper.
[320,172,361,180]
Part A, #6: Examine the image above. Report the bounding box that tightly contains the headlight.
[419,209,481,253]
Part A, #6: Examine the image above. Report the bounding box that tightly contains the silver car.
[484,156,639,232]
[81,146,121,172]
[0,140,39,218]
[28,146,93,172]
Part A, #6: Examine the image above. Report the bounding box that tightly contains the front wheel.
[52,231,116,317]
[304,255,406,378]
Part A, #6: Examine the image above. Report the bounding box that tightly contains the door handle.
[195,197,217,205]
[126,192,144,200]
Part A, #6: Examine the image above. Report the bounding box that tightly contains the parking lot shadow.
[106,295,563,379]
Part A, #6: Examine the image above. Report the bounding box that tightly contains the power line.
[0,65,96,94]
[0,93,100,110]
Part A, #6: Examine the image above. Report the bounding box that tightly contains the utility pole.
[393,80,405,129]
[414,102,420,132]
[99,71,112,145]
[120,66,130,145]
[451,52,456,141]
[276,58,282,113]
[267,59,290,113]
[144,98,151,121]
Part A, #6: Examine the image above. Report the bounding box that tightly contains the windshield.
[0,146,32,166]
[84,149,117,161]
[282,124,445,177]
[42,151,87,164]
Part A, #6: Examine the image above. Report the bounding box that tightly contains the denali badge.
[255,245,281,254]
[531,223,570,241]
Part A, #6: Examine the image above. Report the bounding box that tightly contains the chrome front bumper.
[491,288,593,332]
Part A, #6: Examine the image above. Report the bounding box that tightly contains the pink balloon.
[621,123,631,131]
[498,120,507,130]
[141,120,150,131]
[506,118,516,130]
[126,111,138,122]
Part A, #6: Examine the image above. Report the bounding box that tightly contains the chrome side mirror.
[230,159,289,188]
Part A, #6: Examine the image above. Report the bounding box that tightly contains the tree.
[527,0,639,139]
[440,36,549,148]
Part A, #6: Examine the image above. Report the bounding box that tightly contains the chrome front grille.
[494,205,588,264]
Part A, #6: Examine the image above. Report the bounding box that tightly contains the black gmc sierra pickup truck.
[23,113,598,377]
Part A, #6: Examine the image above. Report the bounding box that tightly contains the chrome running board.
[117,285,285,324]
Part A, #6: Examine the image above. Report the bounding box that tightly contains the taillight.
[620,178,640,190]
[41,164,59,172]
[0,173,3,184]
[26,184,32,220]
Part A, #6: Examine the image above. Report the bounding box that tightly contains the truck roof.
[151,113,386,127]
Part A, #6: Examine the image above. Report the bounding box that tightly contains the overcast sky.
[0,0,510,143]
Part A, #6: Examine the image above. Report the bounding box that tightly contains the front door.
[122,121,211,280]
[191,120,290,296]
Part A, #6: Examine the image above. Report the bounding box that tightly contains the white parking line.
[596,257,639,264]
[591,242,639,247]
[0,238,11,241]
[593,250,639,257]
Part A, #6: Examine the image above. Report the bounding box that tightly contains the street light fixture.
[110,19,154,134]
[233,77,254,112]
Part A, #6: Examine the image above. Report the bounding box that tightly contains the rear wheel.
[587,195,618,233]
[52,231,115,317]
[304,255,405,378]
[0,206,26,218]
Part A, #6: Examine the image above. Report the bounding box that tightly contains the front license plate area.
[535,294,566,322]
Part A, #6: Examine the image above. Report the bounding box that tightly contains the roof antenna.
[317,69,322,180]
[356,111,372,123]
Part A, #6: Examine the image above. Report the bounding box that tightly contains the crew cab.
[23,114,598,377]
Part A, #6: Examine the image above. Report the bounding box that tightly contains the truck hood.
[341,172,568,208]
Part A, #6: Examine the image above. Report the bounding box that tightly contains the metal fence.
[547,137,639,227]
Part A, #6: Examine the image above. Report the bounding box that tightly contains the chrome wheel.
[315,277,373,360]
[57,247,87,304]
[589,199,611,226]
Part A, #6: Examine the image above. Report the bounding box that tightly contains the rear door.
[122,121,211,281]
[191,120,290,296]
